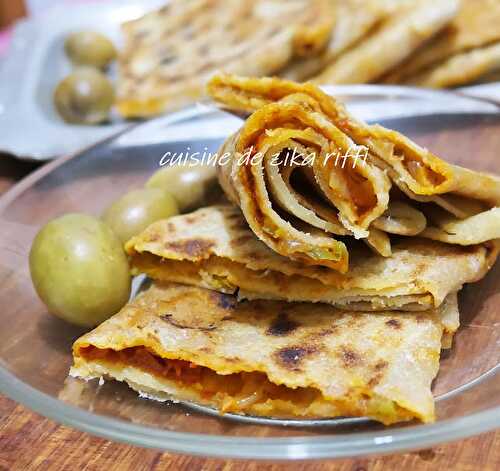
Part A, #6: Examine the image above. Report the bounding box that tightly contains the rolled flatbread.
[207,75,500,269]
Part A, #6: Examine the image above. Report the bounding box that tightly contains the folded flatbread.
[402,42,500,88]
[311,0,459,85]
[383,0,500,87]
[125,206,496,312]
[280,0,386,82]
[71,282,455,424]
[207,75,500,269]
[116,0,334,118]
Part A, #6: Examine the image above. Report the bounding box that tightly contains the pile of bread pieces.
[116,0,500,118]
[71,74,500,426]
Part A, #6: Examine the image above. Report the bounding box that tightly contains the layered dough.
[125,206,495,312]
[312,0,459,85]
[383,0,500,87]
[208,74,500,271]
[71,282,454,424]
[280,0,386,81]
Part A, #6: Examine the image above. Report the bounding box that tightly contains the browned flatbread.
[207,75,500,270]
[71,281,452,424]
[116,0,334,118]
[312,0,459,84]
[280,0,386,81]
[125,205,497,312]
[402,42,500,88]
[384,0,500,86]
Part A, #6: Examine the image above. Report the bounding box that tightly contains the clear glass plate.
[0,86,499,460]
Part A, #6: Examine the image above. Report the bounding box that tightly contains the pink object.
[0,27,12,57]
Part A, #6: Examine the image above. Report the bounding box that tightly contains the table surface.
[0,155,499,471]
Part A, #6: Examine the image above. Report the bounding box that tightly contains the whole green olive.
[146,164,217,212]
[54,68,114,124]
[102,188,179,244]
[29,214,131,328]
[65,31,117,69]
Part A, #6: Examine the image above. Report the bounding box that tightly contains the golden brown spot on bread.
[412,261,425,280]
[338,346,362,368]
[160,313,217,331]
[210,291,237,311]
[367,376,380,388]
[224,356,241,363]
[385,319,402,329]
[374,360,388,371]
[231,235,254,247]
[368,360,389,387]
[306,326,338,342]
[266,313,300,336]
[274,345,319,371]
[164,239,215,258]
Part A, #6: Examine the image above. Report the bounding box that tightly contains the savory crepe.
[311,0,459,85]
[125,206,496,312]
[383,0,500,87]
[71,282,454,424]
[116,0,334,118]
[207,75,500,269]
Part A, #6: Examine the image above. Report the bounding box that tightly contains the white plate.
[459,83,500,103]
[0,0,164,161]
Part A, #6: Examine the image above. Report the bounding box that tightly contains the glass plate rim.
[1,84,499,459]
[1,365,499,459]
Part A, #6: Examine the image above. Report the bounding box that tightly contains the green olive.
[29,214,131,328]
[54,68,114,124]
[102,188,179,244]
[146,164,217,211]
[65,31,116,69]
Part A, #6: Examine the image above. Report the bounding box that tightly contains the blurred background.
[0,0,499,160]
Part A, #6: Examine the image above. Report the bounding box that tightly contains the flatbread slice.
[421,206,500,245]
[71,282,452,424]
[116,0,334,118]
[208,74,455,197]
[216,92,393,270]
[280,0,386,81]
[383,0,500,86]
[208,75,500,267]
[404,42,500,88]
[125,206,496,311]
[311,0,459,84]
